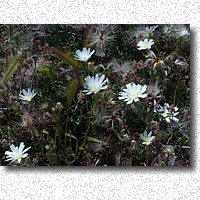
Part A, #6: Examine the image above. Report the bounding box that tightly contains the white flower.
[118,83,148,104]
[137,39,154,50]
[140,131,155,145]
[5,142,31,164]
[19,88,36,102]
[83,74,108,95]
[155,103,179,123]
[145,25,158,37]
[74,47,95,62]
[176,26,190,37]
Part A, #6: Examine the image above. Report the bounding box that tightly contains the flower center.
[99,36,104,41]
[144,138,151,143]
[15,152,22,160]
[83,56,88,61]
[27,96,33,102]
[144,44,148,49]
[91,84,98,92]
[161,111,170,118]
[130,92,138,98]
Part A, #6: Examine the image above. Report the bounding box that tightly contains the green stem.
[70,97,94,165]
[173,88,177,105]
[145,145,149,166]
[31,57,37,89]
[82,115,91,148]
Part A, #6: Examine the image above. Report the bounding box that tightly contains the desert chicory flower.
[74,47,95,62]
[154,102,179,123]
[19,88,36,102]
[5,142,31,164]
[118,83,148,104]
[83,74,108,95]
[140,131,155,145]
[137,39,154,50]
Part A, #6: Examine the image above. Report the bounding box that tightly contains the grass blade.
[0,55,23,85]
[67,79,79,106]
[86,136,106,144]
[52,48,80,73]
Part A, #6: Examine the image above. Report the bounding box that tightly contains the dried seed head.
[55,102,63,111]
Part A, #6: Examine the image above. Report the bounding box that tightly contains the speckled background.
[0,0,199,199]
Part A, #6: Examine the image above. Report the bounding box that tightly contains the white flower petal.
[10,144,16,152]
[5,151,14,156]
[19,142,25,153]
[127,99,133,104]
[138,93,148,98]
[21,153,28,158]
[22,146,31,154]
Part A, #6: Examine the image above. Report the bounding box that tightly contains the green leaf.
[0,55,23,85]
[52,48,80,73]
[67,79,79,106]
[65,133,78,141]
[86,136,106,144]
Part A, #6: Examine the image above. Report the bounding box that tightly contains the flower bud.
[55,102,63,111]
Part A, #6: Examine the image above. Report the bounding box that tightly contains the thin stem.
[82,115,91,148]
[31,57,37,89]
[173,88,177,105]
[145,145,149,166]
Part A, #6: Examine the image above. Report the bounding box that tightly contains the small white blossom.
[83,74,108,95]
[74,47,95,62]
[140,131,155,145]
[5,142,31,164]
[118,83,148,104]
[176,26,190,37]
[19,88,36,102]
[155,102,179,123]
[145,25,158,37]
[137,39,154,50]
